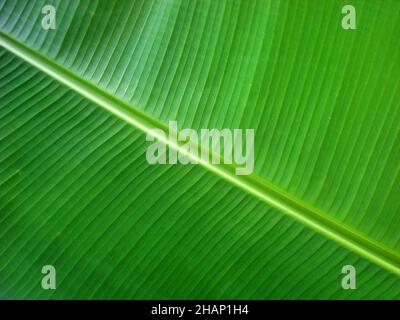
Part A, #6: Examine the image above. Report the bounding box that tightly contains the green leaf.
[0,0,399,299]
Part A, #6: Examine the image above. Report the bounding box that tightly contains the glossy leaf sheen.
[0,0,399,299]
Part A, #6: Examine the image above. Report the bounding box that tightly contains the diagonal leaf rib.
[1,31,399,277]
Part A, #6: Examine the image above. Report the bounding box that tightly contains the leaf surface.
[0,0,399,299]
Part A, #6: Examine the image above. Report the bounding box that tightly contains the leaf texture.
[0,0,400,299]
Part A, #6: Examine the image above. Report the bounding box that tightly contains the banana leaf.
[0,0,399,299]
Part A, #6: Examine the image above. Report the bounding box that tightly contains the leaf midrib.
[1,31,399,277]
